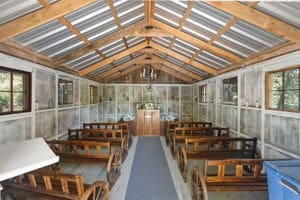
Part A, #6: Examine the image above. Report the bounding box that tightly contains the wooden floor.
[59,136,269,200]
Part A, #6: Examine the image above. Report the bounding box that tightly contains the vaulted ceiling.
[0,0,300,83]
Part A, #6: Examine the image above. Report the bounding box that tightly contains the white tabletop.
[0,137,59,182]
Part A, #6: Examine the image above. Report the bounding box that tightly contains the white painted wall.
[0,53,103,144]
[193,50,300,159]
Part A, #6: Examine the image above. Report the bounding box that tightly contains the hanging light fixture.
[140,64,157,82]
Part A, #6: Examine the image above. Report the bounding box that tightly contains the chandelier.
[140,64,157,82]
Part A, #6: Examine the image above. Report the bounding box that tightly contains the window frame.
[90,85,98,104]
[222,76,238,105]
[199,84,207,103]
[265,66,300,112]
[0,66,31,115]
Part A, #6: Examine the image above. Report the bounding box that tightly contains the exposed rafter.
[54,20,147,65]
[80,42,149,76]
[150,55,202,80]
[150,19,243,63]
[105,64,142,83]
[153,64,193,83]
[206,1,300,44]
[149,41,218,75]
[95,55,149,80]
[0,0,97,41]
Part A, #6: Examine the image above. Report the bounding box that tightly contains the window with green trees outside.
[0,67,31,114]
[266,66,299,112]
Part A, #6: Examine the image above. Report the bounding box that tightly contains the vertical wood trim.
[43,176,53,190]
[60,178,69,193]
[28,174,37,187]
[31,68,36,139]
[261,71,266,158]
[55,74,59,139]
[237,74,241,137]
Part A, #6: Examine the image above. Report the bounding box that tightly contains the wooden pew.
[178,137,257,181]
[190,159,268,200]
[166,121,212,145]
[3,169,110,200]
[47,140,122,186]
[83,122,132,148]
[68,128,128,160]
[171,127,230,157]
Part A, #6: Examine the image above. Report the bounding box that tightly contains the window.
[58,79,73,105]
[199,85,207,103]
[266,67,299,112]
[90,85,98,104]
[223,77,238,105]
[0,67,31,114]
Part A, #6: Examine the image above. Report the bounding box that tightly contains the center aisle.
[125,137,179,200]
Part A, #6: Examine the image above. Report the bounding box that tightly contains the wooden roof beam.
[206,1,300,44]
[152,64,193,83]
[150,19,243,63]
[80,41,148,75]
[105,64,142,83]
[149,41,218,75]
[0,0,97,41]
[94,55,149,80]
[54,20,147,65]
[150,55,202,81]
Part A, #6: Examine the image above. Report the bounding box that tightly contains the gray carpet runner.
[125,137,179,200]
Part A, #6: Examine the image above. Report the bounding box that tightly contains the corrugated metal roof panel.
[113,55,131,66]
[90,63,113,76]
[255,2,300,28]
[64,0,118,42]
[184,65,207,76]
[66,51,103,70]
[114,0,144,28]
[127,37,146,47]
[99,39,125,57]
[165,56,185,67]
[214,19,285,58]
[152,37,172,48]
[173,38,199,56]
[10,19,84,58]
[0,0,42,25]
[154,1,187,29]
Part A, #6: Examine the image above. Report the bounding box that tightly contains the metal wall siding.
[256,2,300,28]
[0,0,42,25]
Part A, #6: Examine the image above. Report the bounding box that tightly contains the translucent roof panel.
[114,0,144,28]
[255,2,300,28]
[152,37,172,48]
[99,39,125,57]
[183,2,232,42]
[65,0,118,42]
[0,0,42,25]
[214,19,286,58]
[127,37,146,47]
[66,51,103,70]
[154,1,187,29]
[10,19,84,58]
[195,51,232,70]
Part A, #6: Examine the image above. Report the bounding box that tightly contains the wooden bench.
[171,127,230,157]
[166,121,212,145]
[178,137,257,181]
[3,169,110,200]
[190,159,268,200]
[47,140,122,186]
[83,122,132,148]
